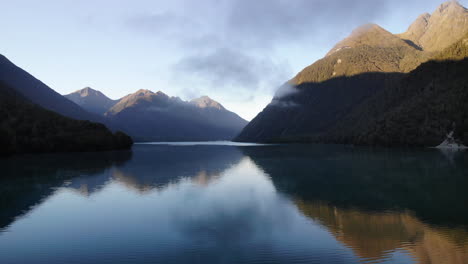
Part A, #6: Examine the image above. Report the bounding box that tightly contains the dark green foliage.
[236,37,468,147]
[293,45,428,85]
[0,82,133,155]
[237,58,468,146]
[327,59,468,146]
[236,72,403,143]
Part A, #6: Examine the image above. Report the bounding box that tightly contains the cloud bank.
[124,0,449,119]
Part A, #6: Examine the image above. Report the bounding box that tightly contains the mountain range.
[65,88,247,141]
[236,0,468,147]
[0,53,245,154]
[0,49,246,154]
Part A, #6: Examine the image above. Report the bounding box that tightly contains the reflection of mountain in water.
[296,200,468,264]
[111,145,244,192]
[240,145,468,227]
[241,144,468,264]
[0,151,132,230]
[0,145,244,230]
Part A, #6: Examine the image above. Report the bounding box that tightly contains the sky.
[1,0,466,120]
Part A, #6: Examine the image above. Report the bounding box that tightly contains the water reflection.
[0,151,132,230]
[111,144,244,192]
[242,145,468,264]
[296,200,468,264]
[0,144,467,264]
[241,145,468,226]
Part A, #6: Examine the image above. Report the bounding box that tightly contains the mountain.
[236,1,468,146]
[105,89,247,141]
[398,1,468,52]
[190,96,224,110]
[0,81,133,155]
[397,13,431,48]
[65,87,119,115]
[326,23,417,56]
[324,33,468,147]
[0,55,101,122]
[295,24,428,86]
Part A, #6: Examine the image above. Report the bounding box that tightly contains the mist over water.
[0,144,467,264]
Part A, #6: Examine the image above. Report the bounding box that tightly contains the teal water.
[1,143,467,264]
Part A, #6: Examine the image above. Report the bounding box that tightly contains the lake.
[1,143,467,264]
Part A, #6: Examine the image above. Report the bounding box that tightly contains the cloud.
[126,12,200,37]
[126,0,391,50]
[270,99,300,108]
[274,82,300,99]
[225,0,389,47]
[173,48,290,96]
[175,48,281,87]
[128,0,395,87]
[270,83,301,108]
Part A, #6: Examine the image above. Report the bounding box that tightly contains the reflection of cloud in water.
[106,157,348,262]
[49,157,352,262]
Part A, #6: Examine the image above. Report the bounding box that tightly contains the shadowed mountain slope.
[0,81,133,155]
[324,34,468,146]
[0,55,101,122]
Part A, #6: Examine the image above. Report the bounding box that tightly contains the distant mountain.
[65,87,119,115]
[0,55,101,122]
[0,81,132,155]
[63,87,247,141]
[236,1,468,146]
[190,96,224,110]
[105,89,247,141]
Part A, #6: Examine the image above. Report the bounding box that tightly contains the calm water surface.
[1,143,467,264]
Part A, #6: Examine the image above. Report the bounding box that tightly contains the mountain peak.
[66,87,111,100]
[190,96,225,110]
[134,89,154,96]
[437,0,466,13]
[326,23,410,56]
[397,13,431,47]
[400,1,468,52]
[132,89,168,98]
[64,87,116,115]
[354,23,385,32]
[73,87,103,97]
